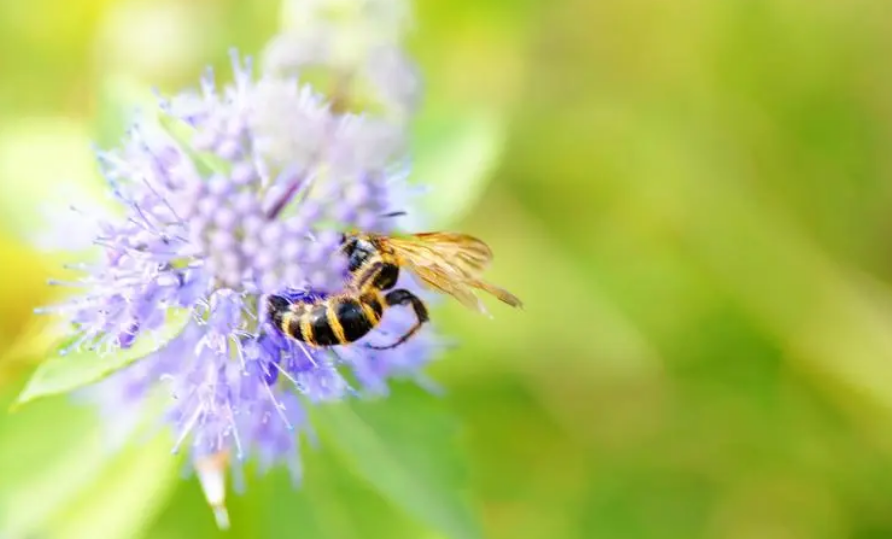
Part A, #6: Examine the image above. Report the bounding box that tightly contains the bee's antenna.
[380,211,407,219]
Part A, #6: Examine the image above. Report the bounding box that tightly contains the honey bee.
[267,231,522,350]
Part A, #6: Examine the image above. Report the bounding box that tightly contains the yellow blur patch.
[0,232,55,386]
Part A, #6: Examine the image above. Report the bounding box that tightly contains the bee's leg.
[366,289,429,350]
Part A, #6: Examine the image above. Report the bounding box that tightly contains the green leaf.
[0,388,171,537]
[313,384,482,539]
[144,429,432,539]
[44,433,180,539]
[0,372,175,539]
[411,107,506,228]
[13,307,193,407]
[157,113,232,177]
[0,388,111,538]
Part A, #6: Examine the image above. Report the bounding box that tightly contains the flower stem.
[266,174,305,219]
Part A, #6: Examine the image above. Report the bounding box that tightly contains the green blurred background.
[5,0,892,538]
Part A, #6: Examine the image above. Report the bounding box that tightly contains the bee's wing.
[411,232,493,272]
[467,278,524,309]
[384,233,522,313]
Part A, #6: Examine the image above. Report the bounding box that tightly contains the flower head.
[44,48,438,528]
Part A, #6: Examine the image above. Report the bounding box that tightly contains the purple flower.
[45,49,439,528]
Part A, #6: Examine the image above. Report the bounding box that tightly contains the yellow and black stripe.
[269,292,386,347]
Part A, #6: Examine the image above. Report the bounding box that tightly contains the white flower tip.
[196,451,231,530]
[475,299,492,319]
[213,505,231,531]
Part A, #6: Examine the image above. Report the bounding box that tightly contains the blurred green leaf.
[411,107,505,228]
[14,307,192,407]
[0,391,108,538]
[314,384,481,539]
[146,438,429,539]
[44,433,179,539]
[254,450,424,539]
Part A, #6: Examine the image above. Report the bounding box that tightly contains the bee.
[267,231,522,350]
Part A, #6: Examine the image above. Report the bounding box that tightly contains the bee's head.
[266,294,291,327]
[340,230,360,257]
[340,230,377,271]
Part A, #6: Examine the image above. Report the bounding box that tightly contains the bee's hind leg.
[366,289,429,350]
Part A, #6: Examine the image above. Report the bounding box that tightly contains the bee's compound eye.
[341,235,359,256]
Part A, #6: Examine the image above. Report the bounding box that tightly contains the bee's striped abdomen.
[286,297,379,347]
[360,290,384,327]
[335,298,375,342]
[304,303,340,346]
[270,294,382,348]
[276,304,312,344]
